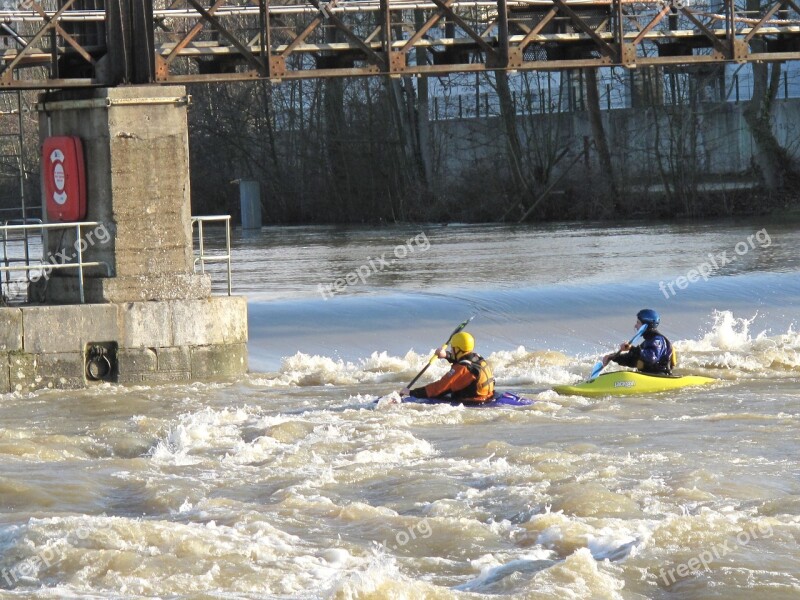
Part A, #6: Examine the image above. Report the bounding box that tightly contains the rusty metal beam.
[185,0,265,73]
[552,0,616,58]
[399,0,457,55]
[27,0,93,64]
[0,0,83,84]
[744,0,800,43]
[498,0,510,66]
[161,0,227,67]
[3,1,800,87]
[631,5,670,47]
[305,0,388,68]
[678,6,729,56]
[429,0,500,61]
[517,8,559,49]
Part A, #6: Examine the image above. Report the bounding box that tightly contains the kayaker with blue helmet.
[401,332,495,402]
[602,309,676,374]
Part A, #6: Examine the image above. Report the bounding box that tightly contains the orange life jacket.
[457,352,495,400]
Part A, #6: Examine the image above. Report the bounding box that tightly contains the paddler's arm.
[607,347,642,369]
[400,349,454,396]
[400,385,438,398]
[399,385,431,397]
[602,341,632,366]
[417,364,473,398]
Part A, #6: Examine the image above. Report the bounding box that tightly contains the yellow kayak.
[553,371,717,397]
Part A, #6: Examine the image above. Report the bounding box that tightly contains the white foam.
[252,309,800,389]
[320,552,437,599]
[149,406,253,465]
[249,345,581,390]
[256,350,449,388]
[675,310,800,373]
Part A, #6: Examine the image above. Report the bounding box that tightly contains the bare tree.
[584,68,616,199]
[742,0,796,189]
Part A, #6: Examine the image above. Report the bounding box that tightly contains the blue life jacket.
[615,330,674,374]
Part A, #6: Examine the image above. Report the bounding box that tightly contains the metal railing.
[0,217,233,304]
[191,215,232,296]
[1,220,111,304]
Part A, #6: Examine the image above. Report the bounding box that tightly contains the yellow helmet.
[450,331,475,356]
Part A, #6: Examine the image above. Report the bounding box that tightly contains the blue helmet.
[637,309,660,329]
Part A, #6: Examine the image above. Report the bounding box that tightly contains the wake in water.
[678,310,800,374]
[252,311,800,390]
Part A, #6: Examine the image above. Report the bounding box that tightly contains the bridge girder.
[1,0,800,87]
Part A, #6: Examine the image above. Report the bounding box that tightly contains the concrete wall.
[19,86,250,391]
[0,297,247,391]
[432,99,800,184]
[36,86,208,304]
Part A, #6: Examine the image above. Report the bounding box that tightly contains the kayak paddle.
[404,315,475,391]
[588,323,648,381]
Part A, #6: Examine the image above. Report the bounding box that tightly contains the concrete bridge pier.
[0,85,248,392]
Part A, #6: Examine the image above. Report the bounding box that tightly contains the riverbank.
[527,182,800,223]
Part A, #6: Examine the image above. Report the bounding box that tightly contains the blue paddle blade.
[588,323,649,381]
[629,323,648,346]
[588,360,604,381]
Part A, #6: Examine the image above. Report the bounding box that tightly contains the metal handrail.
[191,215,232,296]
[0,218,233,303]
[0,220,111,304]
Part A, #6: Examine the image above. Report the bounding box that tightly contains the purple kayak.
[394,391,534,407]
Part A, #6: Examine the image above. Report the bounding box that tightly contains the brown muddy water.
[1,220,798,599]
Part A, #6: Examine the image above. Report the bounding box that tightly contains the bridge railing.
[0,217,234,304]
[0,219,111,305]
[191,215,233,296]
[2,0,800,86]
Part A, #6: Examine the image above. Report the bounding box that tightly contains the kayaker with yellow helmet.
[603,309,676,374]
[401,332,495,402]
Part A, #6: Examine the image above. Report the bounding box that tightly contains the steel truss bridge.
[0,0,799,88]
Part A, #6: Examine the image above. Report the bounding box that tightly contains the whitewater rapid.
[1,221,798,598]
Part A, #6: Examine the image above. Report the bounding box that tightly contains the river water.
[1,219,799,599]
